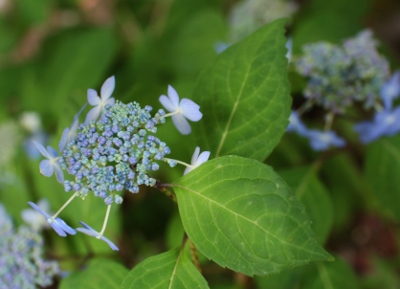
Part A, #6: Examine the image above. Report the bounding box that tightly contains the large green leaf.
[365,136,400,221]
[59,259,128,289]
[173,156,332,276]
[191,19,291,161]
[120,247,209,289]
[279,167,334,244]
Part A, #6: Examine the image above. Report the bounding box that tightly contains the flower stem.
[155,181,177,203]
[162,158,192,169]
[52,191,79,219]
[99,204,112,236]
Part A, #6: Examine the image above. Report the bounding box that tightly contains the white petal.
[172,114,191,135]
[167,85,180,107]
[33,141,51,159]
[159,95,176,112]
[190,147,200,165]
[183,167,191,175]
[194,151,210,167]
[87,89,100,105]
[39,160,54,177]
[85,106,101,125]
[54,164,64,183]
[180,98,202,121]
[37,198,50,212]
[101,76,115,101]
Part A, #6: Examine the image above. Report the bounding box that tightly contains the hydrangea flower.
[159,85,202,135]
[85,76,116,125]
[287,111,308,136]
[354,106,400,144]
[295,30,390,113]
[306,130,346,151]
[76,221,118,251]
[381,71,400,110]
[33,140,64,183]
[184,147,211,175]
[21,198,51,231]
[27,201,76,237]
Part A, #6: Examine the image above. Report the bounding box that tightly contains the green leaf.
[279,167,334,244]
[303,258,360,289]
[191,19,291,161]
[120,247,209,289]
[174,155,332,276]
[365,136,400,221]
[59,259,128,289]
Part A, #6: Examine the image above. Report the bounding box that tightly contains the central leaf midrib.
[176,184,321,256]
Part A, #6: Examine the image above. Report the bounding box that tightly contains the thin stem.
[156,181,177,203]
[52,191,79,219]
[323,111,335,131]
[98,204,112,236]
[162,111,179,118]
[296,99,314,116]
[162,157,191,169]
[188,239,201,272]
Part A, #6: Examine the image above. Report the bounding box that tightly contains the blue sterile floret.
[296,30,390,113]
[354,72,400,143]
[59,100,173,205]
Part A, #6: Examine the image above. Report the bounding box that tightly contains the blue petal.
[54,164,64,183]
[39,159,54,177]
[55,218,76,235]
[33,140,51,159]
[172,114,191,135]
[100,76,115,101]
[28,201,51,219]
[48,219,67,237]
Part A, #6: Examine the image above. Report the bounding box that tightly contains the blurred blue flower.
[215,41,230,54]
[22,198,51,231]
[76,221,119,251]
[33,141,64,183]
[381,71,400,110]
[354,106,400,143]
[85,76,116,125]
[159,85,202,135]
[287,111,308,136]
[27,202,76,237]
[184,146,211,175]
[24,131,48,159]
[306,129,346,151]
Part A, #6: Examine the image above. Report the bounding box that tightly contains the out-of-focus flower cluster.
[295,30,390,113]
[0,204,59,288]
[288,30,400,150]
[229,0,298,43]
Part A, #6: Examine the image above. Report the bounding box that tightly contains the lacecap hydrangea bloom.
[295,30,390,113]
[0,204,59,288]
[29,76,207,250]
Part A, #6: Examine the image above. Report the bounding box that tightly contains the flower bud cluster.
[59,101,173,205]
[295,30,390,113]
[0,205,59,288]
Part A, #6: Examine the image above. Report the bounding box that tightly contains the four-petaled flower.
[85,76,116,125]
[306,130,346,151]
[76,221,119,251]
[33,141,64,183]
[22,198,51,231]
[27,201,76,237]
[159,85,202,135]
[184,146,210,175]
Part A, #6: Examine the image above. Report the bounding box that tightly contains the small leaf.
[365,136,400,221]
[59,259,128,289]
[174,156,332,276]
[191,19,291,161]
[120,247,209,289]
